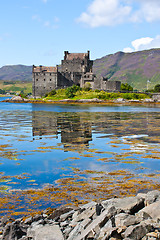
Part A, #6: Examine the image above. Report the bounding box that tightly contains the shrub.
[84,82,91,91]
[48,89,56,97]
[0,89,6,94]
[154,84,160,92]
[121,83,133,92]
[97,91,107,100]
[94,89,100,93]
[65,85,80,98]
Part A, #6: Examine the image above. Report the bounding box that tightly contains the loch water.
[0,97,160,217]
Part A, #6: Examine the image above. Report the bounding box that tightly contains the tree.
[121,83,133,92]
[84,82,91,91]
[154,84,160,92]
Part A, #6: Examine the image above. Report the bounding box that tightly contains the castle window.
[36,79,38,81]
[37,87,38,89]
[44,79,45,81]
[50,79,52,81]
[36,73,38,76]
[50,73,52,76]
[44,73,45,76]
[44,87,45,89]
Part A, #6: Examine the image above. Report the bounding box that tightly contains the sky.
[0,0,160,67]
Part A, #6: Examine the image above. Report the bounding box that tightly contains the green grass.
[0,81,32,94]
[44,88,150,101]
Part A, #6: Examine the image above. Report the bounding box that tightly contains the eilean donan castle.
[32,51,121,97]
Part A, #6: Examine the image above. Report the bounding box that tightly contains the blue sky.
[0,0,160,67]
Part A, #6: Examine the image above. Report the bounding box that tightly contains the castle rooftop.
[33,66,57,73]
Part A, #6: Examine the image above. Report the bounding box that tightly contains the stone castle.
[32,51,121,97]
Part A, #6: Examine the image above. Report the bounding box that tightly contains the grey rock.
[24,217,33,225]
[102,196,144,214]
[79,201,96,210]
[137,200,160,222]
[115,213,139,227]
[73,205,117,240]
[2,222,27,240]
[73,207,95,222]
[122,220,153,240]
[68,222,82,240]
[27,224,64,240]
[63,226,72,238]
[60,221,68,228]
[60,210,75,221]
[11,96,24,101]
[145,190,160,206]
[33,214,42,222]
[98,219,115,239]
[0,216,13,228]
[48,206,74,220]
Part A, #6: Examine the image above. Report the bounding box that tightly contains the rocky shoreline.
[1,190,160,240]
[1,95,159,105]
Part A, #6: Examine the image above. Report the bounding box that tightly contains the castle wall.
[102,80,121,92]
[57,72,73,88]
[61,59,84,73]
[33,71,58,97]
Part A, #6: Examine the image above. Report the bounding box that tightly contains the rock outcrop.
[1,190,160,240]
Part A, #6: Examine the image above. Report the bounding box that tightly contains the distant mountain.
[93,48,160,90]
[1,48,160,90]
[0,65,32,82]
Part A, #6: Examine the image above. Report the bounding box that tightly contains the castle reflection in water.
[32,111,92,149]
[32,111,160,150]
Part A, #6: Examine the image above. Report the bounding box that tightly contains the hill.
[0,48,160,90]
[93,48,160,90]
[0,65,32,82]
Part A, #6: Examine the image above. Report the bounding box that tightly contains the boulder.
[145,190,160,206]
[102,196,144,214]
[27,224,64,240]
[137,200,160,222]
[122,220,153,240]
[115,213,139,227]
[11,96,24,101]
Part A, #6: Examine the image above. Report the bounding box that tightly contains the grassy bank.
[44,87,150,101]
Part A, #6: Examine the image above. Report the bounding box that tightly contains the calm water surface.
[0,97,160,217]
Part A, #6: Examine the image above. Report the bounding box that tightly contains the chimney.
[39,65,42,72]
[64,51,69,60]
[87,50,90,59]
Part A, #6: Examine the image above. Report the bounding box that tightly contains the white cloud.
[123,35,160,52]
[78,0,160,27]
[77,0,131,27]
[42,0,48,3]
[123,47,133,53]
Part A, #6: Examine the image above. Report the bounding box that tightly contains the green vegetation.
[0,89,6,94]
[44,87,149,101]
[65,85,81,98]
[0,80,32,95]
[121,83,133,92]
[154,84,160,92]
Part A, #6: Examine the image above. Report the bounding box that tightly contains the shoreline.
[1,97,160,105]
[1,190,160,240]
